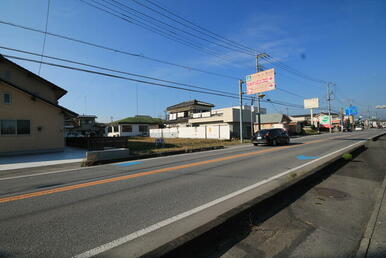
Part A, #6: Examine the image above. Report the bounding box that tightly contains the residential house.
[65,115,105,137]
[255,113,292,132]
[165,99,214,127]
[0,55,77,155]
[106,115,163,137]
[188,105,267,139]
[290,114,311,124]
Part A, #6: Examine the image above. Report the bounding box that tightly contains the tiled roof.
[114,115,164,124]
[166,99,214,111]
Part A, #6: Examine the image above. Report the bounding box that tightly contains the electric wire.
[81,0,243,66]
[130,0,328,84]
[0,19,239,80]
[2,53,304,109]
[38,0,51,75]
[0,45,239,97]
[103,0,254,56]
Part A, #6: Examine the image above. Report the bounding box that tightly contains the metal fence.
[65,137,129,151]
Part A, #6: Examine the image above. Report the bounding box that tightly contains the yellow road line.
[0,134,356,203]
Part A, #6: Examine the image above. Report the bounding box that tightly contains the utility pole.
[327,82,334,133]
[340,107,344,132]
[250,96,255,138]
[239,79,244,142]
[255,53,268,132]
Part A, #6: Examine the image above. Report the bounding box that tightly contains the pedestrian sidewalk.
[0,147,86,171]
[362,174,386,258]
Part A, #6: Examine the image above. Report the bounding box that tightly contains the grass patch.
[302,128,319,135]
[127,137,247,155]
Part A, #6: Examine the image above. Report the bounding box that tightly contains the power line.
[3,54,244,99]
[103,0,254,56]
[81,0,243,66]
[135,0,328,84]
[276,88,306,99]
[38,0,51,75]
[2,53,304,109]
[0,19,239,80]
[143,0,256,54]
[0,45,239,97]
[0,20,325,100]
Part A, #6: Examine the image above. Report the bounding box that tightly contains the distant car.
[355,126,363,131]
[252,128,290,146]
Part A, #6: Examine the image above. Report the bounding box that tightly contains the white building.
[150,105,266,139]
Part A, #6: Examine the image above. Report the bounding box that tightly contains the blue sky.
[1,0,385,121]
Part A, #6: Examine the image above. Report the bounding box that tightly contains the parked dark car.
[252,128,290,146]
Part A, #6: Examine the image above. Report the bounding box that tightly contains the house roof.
[78,115,97,118]
[259,113,291,124]
[0,78,78,117]
[166,99,214,111]
[290,114,311,118]
[0,55,68,99]
[114,115,164,125]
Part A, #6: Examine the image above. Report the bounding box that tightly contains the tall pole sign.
[246,68,275,132]
[304,98,320,128]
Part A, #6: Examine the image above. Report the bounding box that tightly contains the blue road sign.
[345,106,358,116]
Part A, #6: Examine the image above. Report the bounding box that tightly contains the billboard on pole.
[304,98,319,109]
[246,68,275,95]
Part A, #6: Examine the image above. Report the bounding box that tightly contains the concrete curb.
[85,145,225,166]
[355,143,386,258]
[88,132,385,258]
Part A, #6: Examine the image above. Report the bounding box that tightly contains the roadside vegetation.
[127,137,245,155]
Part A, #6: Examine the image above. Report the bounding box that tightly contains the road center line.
[0,133,363,204]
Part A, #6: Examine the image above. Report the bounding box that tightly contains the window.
[0,120,31,135]
[139,125,148,132]
[107,127,112,133]
[1,120,16,135]
[122,125,132,132]
[113,126,119,132]
[17,120,30,134]
[3,93,11,104]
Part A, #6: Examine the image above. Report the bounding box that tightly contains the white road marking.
[73,140,368,258]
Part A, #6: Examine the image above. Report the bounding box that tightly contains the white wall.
[150,125,230,140]
[106,124,157,137]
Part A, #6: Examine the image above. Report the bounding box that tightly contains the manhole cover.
[315,187,350,200]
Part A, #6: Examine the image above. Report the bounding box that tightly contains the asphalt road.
[0,130,384,258]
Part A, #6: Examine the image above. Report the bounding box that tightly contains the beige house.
[255,113,292,132]
[0,55,77,155]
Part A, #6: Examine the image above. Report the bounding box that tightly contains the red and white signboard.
[246,68,276,95]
